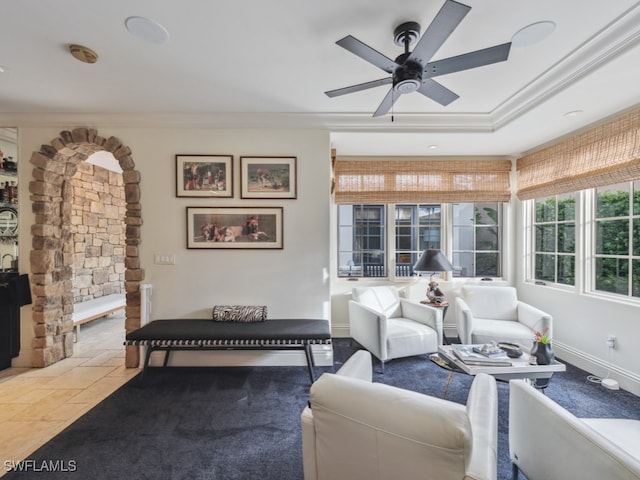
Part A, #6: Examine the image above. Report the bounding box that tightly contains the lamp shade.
[413,249,453,273]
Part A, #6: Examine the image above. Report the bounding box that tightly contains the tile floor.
[0,312,138,477]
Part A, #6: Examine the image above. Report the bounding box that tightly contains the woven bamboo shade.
[517,108,640,200]
[333,156,512,204]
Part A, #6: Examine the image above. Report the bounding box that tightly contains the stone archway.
[29,128,143,368]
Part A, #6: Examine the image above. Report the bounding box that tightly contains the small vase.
[532,341,554,365]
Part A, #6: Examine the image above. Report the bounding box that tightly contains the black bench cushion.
[126,319,331,344]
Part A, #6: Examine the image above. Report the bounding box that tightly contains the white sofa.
[301,350,498,480]
[455,285,552,345]
[509,379,640,479]
[349,286,443,372]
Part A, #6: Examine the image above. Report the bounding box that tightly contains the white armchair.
[301,350,499,480]
[455,285,552,346]
[349,286,442,372]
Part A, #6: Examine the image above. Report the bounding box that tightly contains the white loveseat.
[509,379,640,479]
[301,350,498,480]
[349,286,443,372]
[455,285,552,345]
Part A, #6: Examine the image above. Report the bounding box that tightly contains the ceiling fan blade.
[424,42,512,78]
[417,79,459,106]
[336,35,398,74]
[373,89,401,117]
[325,77,393,98]
[407,0,471,66]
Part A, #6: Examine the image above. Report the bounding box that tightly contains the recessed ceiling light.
[428,145,438,150]
[125,16,169,45]
[511,21,556,48]
[564,110,584,118]
[0,65,6,73]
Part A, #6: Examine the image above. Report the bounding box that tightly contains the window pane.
[557,224,575,253]
[475,204,499,225]
[452,252,473,277]
[475,226,498,250]
[633,259,640,298]
[535,254,555,282]
[535,197,556,222]
[595,257,628,295]
[557,194,576,221]
[595,220,629,255]
[634,218,640,257]
[596,183,629,218]
[634,180,640,215]
[452,226,473,250]
[476,253,498,276]
[536,224,556,252]
[453,203,474,225]
[557,255,575,285]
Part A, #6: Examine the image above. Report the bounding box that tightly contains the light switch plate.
[154,254,176,265]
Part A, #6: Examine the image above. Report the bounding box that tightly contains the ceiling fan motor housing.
[393,60,423,93]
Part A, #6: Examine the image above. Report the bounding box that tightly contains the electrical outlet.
[606,334,616,349]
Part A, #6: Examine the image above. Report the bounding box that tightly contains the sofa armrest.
[517,301,552,337]
[348,300,388,361]
[399,298,443,344]
[301,406,318,480]
[455,297,474,345]
[465,373,498,480]
[335,350,373,382]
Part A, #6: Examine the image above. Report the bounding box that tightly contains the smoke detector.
[69,44,98,64]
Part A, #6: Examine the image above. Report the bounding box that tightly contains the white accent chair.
[455,285,552,346]
[509,379,640,479]
[349,286,443,372]
[301,350,498,480]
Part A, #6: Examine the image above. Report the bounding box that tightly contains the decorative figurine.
[426,280,446,304]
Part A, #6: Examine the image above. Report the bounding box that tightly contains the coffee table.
[436,344,566,385]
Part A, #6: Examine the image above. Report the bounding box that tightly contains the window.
[452,203,502,277]
[593,181,640,298]
[337,205,386,277]
[337,203,503,279]
[533,194,576,285]
[395,204,441,277]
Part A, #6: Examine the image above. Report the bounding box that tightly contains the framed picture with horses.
[240,156,297,199]
[186,206,283,249]
[176,154,233,197]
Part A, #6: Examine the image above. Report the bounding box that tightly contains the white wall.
[13,126,332,367]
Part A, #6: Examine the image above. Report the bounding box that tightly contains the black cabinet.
[0,272,22,370]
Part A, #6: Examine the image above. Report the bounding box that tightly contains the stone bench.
[125,318,332,382]
[72,293,126,341]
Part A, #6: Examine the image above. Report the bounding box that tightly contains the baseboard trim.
[553,340,640,397]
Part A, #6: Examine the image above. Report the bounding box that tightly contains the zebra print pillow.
[212,305,268,322]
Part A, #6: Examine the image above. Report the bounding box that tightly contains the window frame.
[336,202,506,281]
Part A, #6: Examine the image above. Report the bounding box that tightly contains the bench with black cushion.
[125,318,332,382]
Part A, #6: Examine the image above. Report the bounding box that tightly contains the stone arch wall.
[29,128,143,368]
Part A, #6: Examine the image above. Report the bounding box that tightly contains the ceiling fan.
[325,0,512,117]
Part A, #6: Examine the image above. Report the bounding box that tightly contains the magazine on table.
[451,344,512,366]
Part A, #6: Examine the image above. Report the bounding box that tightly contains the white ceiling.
[1,0,639,157]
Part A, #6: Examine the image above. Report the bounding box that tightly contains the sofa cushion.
[462,285,518,321]
[471,318,534,345]
[352,286,401,318]
[583,418,640,459]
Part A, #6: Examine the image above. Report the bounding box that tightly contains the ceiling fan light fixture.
[511,21,556,48]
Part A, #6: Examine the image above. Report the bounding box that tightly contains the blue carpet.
[5,339,639,479]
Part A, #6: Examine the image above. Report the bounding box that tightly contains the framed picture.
[186,206,283,249]
[240,156,297,199]
[176,154,233,197]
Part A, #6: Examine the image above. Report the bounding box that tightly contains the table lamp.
[413,249,454,304]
